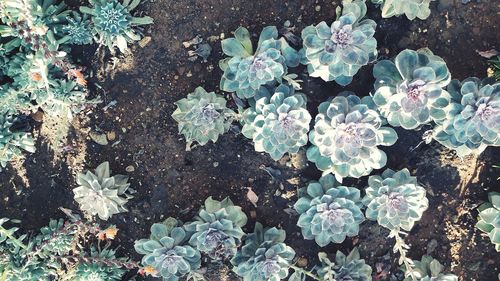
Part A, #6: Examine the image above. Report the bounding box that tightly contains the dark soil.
[1,0,499,280]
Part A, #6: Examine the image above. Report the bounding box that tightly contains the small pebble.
[126,165,135,172]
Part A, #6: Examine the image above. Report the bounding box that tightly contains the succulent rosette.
[73,161,134,220]
[294,174,364,246]
[172,87,235,149]
[307,94,398,182]
[184,197,247,260]
[362,168,428,231]
[134,218,202,281]
[404,255,458,281]
[432,78,499,157]
[372,0,432,20]
[241,84,311,160]
[231,222,295,281]
[373,48,451,129]
[219,26,300,99]
[301,0,377,86]
[476,192,500,252]
[60,12,94,45]
[316,248,372,280]
[0,112,36,168]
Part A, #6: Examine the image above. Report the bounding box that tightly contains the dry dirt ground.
[1,0,499,280]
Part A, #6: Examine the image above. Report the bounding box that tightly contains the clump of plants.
[73,161,135,220]
[241,83,311,160]
[307,94,398,182]
[476,192,500,251]
[172,87,236,150]
[301,0,377,86]
[0,112,36,169]
[404,255,458,280]
[231,222,295,281]
[294,174,365,246]
[373,48,451,130]
[219,26,300,99]
[432,78,499,157]
[80,0,153,52]
[371,0,432,20]
[134,217,202,280]
[0,213,136,281]
[184,197,247,260]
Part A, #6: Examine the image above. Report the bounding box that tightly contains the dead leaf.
[246,187,258,207]
[476,49,499,59]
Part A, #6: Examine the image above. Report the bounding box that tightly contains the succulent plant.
[184,197,247,260]
[362,168,429,231]
[80,0,153,53]
[373,48,451,130]
[0,112,36,169]
[307,94,398,182]
[404,255,458,281]
[172,87,235,149]
[35,219,75,256]
[476,192,500,251]
[432,78,499,157]
[301,0,377,86]
[60,12,94,45]
[219,26,300,99]
[231,222,295,281]
[134,218,202,281]
[241,84,311,160]
[371,0,432,20]
[73,162,134,220]
[316,248,372,280]
[71,247,127,281]
[294,174,364,246]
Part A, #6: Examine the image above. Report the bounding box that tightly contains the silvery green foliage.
[172,87,235,149]
[301,0,377,86]
[231,222,295,281]
[373,48,451,130]
[307,94,398,182]
[35,219,75,257]
[476,192,500,252]
[72,247,126,281]
[60,12,94,45]
[73,162,134,220]
[134,218,202,281]
[316,248,372,281]
[294,174,364,246]
[371,0,431,20]
[219,26,300,99]
[404,255,458,281]
[241,84,311,160]
[0,112,36,169]
[432,78,499,157]
[80,0,153,53]
[362,168,429,231]
[184,197,247,260]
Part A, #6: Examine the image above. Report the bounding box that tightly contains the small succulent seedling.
[219,26,300,99]
[294,174,364,246]
[184,197,247,260]
[301,0,377,86]
[134,217,202,280]
[73,162,135,220]
[433,78,499,157]
[316,248,372,280]
[476,192,500,252]
[307,94,398,182]
[362,168,428,231]
[0,112,36,169]
[241,84,311,161]
[403,255,458,281]
[371,0,432,20]
[231,222,295,281]
[80,0,153,53]
[172,87,235,150]
[373,48,451,130]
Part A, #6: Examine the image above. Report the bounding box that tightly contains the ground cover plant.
[0,0,499,280]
